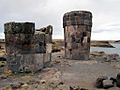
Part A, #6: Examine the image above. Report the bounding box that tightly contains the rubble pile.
[90,51,120,62]
[96,73,120,89]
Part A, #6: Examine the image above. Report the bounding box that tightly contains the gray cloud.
[0,0,120,40]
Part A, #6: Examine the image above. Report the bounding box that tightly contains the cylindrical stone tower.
[63,11,92,60]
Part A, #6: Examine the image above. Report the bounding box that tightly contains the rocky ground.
[91,41,114,48]
[0,51,120,90]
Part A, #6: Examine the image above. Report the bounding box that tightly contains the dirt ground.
[0,51,120,90]
[51,51,120,90]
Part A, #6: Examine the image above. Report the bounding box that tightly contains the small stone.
[10,82,22,89]
[110,77,116,85]
[54,60,61,64]
[27,80,40,85]
[80,88,88,90]
[21,83,29,89]
[69,86,79,90]
[0,75,7,79]
[49,81,58,89]
[40,80,46,84]
[103,80,114,89]
[22,83,28,87]
[58,81,64,85]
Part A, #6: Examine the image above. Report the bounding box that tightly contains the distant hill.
[91,41,114,48]
[114,40,120,43]
[53,39,115,48]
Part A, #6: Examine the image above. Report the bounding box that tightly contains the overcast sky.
[0,0,120,40]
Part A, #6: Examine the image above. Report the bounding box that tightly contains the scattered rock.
[10,82,22,89]
[110,77,116,85]
[0,75,7,79]
[58,81,64,85]
[21,83,29,89]
[70,85,80,90]
[116,73,120,87]
[49,81,58,89]
[57,84,69,90]
[105,54,119,62]
[106,54,119,62]
[95,76,108,88]
[103,80,114,89]
[90,51,120,63]
[27,79,40,85]
[69,86,88,90]
[54,60,61,64]
[48,80,62,89]
[40,80,46,84]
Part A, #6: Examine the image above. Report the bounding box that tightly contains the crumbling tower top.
[63,11,92,28]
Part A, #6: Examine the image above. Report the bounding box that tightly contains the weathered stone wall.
[36,25,53,66]
[4,22,35,54]
[4,22,53,73]
[63,11,92,60]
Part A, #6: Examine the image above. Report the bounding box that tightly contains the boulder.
[103,80,114,89]
[110,77,116,85]
[10,82,22,89]
[95,76,108,88]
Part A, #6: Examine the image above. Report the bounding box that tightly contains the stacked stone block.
[36,25,53,66]
[63,11,92,60]
[4,22,35,54]
[4,22,53,73]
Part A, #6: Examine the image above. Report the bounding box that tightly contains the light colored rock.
[21,83,29,90]
[10,82,22,89]
[103,80,113,89]
[40,80,46,84]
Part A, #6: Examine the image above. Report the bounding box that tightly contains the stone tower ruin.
[63,11,92,60]
[4,22,53,73]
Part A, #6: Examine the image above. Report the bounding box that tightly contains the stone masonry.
[63,11,92,60]
[4,22,53,73]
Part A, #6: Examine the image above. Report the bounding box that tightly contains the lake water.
[90,43,120,55]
